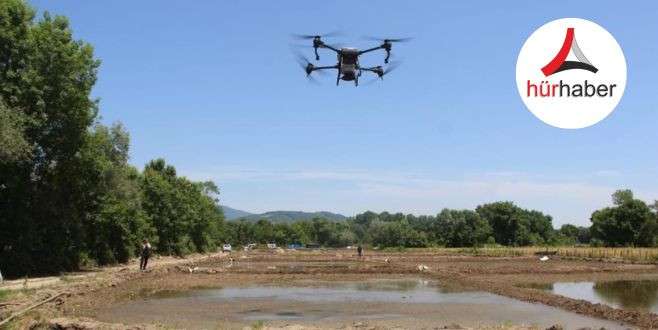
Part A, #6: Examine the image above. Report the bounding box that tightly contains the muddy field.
[4,249,658,329]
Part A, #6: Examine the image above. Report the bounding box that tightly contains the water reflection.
[149,279,504,305]
[593,280,658,310]
[99,279,628,329]
[531,279,658,313]
[353,279,425,292]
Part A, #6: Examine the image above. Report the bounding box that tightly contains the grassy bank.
[415,246,658,262]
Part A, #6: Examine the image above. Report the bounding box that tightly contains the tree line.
[225,189,658,250]
[226,204,580,248]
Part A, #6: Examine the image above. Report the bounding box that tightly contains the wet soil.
[91,278,626,329]
[6,249,658,329]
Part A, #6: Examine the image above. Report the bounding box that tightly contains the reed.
[416,246,658,262]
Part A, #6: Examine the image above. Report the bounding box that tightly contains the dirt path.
[0,252,227,292]
[0,252,228,328]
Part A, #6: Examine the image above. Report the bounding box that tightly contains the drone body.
[294,33,409,86]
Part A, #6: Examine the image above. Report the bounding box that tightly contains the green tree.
[253,219,274,243]
[0,0,227,277]
[370,218,427,248]
[79,123,152,265]
[141,159,183,254]
[476,202,553,246]
[0,0,100,276]
[0,102,31,162]
[612,189,634,205]
[226,220,256,245]
[435,209,492,247]
[291,221,313,244]
[476,202,523,245]
[559,224,579,238]
[140,159,224,255]
[590,190,657,247]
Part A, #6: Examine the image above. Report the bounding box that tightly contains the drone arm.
[312,41,340,60]
[312,65,339,71]
[359,43,392,63]
[320,43,341,53]
[360,66,384,79]
[358,45,384,55]
[360,67,380,73]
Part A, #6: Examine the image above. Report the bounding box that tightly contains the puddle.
[179,279,486,304]
[531,280,658,313]
[186,279,485,305]
[96,279,627,329]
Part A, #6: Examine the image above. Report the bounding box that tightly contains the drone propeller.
[292,31,343,40]
[375,61,401,79]
[292,31,344,61]
[362,36,410,63]
[294,53,314,75]
[289,42,344,49]
[293,52,327,84]
[362,36,413,43]
[362,62,401,85]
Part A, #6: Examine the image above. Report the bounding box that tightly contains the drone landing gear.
[383,43,391,64]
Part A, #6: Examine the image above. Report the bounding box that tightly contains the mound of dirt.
[31,317,154,330]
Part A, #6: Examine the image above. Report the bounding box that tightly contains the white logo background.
[516,18,627,129]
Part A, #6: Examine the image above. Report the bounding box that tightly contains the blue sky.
[32,1,658,226]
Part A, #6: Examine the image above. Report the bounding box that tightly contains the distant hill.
[221,207,347,223]
[221,205,253,220]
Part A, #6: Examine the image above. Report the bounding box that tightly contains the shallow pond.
[530,279,658,313]
[96,278,627,329]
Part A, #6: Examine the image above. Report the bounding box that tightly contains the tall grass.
[553,247,658,262]
[416,246,658,262]
[0,289,12,302]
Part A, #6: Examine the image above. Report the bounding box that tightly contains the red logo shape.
[541,28,598,77]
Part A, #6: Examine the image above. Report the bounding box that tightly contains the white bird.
[539,256,549,261]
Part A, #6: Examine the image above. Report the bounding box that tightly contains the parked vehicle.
[222,244,232,252]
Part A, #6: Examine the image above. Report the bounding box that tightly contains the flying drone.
[293,32,410,86]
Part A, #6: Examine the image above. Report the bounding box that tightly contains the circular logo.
[516,18,626,129]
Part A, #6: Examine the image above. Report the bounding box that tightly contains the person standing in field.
[140,239,152,271]
[357,245,363,258]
